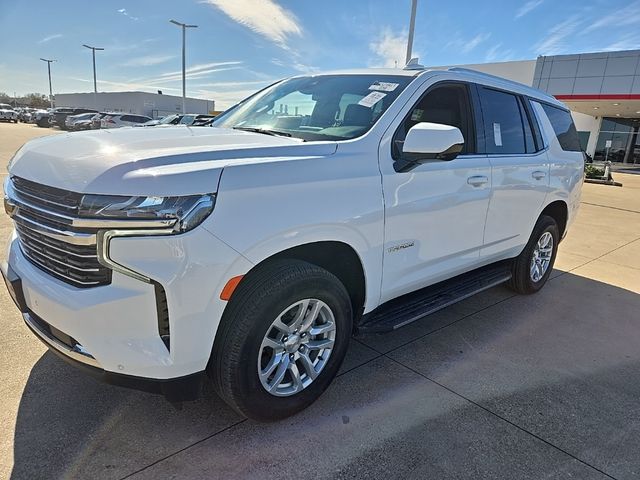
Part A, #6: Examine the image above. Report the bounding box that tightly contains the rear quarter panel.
[532,101,584,235]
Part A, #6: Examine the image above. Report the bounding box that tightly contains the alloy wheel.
[530,231,554,282]
[258,299,336,397]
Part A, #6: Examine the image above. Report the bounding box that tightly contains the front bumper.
[2,262,203,401]
[2,226,253,395]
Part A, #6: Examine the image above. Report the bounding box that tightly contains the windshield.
[213,74,413,141]
[159,114,179,124]
[179,115,197,125]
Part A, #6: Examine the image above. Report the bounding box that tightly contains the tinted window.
[517,98,537,153]
[393,83,474,158]
[540,103,582,152]
[478,88,527,154]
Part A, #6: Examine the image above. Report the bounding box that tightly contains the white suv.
[2,67,583,420]
[101,113,152,128]
[0,105,18,123]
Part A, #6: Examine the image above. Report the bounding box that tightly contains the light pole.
[40,58,56,108]
[83,44,104,109]
[405,0,418,65]
[170,19,198,114]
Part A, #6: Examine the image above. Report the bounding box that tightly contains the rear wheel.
[209,259,352,421]
[508,215,559,294]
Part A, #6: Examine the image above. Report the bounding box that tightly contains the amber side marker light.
[220,275,244,301]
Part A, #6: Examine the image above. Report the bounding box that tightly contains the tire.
[209,259,352,421]
[508,215,559,294]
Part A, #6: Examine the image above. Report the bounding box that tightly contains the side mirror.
[395,122,465,172]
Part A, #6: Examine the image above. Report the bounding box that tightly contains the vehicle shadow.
[10,272,640,479]
[10,353,242,480]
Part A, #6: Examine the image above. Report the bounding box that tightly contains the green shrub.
[585,165,605,179]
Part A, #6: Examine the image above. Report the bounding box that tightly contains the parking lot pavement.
[1,122,639,479]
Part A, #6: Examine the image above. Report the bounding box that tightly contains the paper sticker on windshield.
[493,123,503,147]
[369,82,399,92]
[358,91,387,108]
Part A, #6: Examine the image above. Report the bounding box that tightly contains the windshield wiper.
[233,126,292,137]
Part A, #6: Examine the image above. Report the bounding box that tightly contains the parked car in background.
[90,112,114,129]
[51,107,98,129]
[34,110,51,128]
[141,114,218,127]
[101,113,152,128]
[141,114,182,127]
[17,108,36,123]
[65,112,97,131]
[179,114,218,126]
[0,106,18,122]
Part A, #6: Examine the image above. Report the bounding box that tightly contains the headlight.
[79,193,215,233]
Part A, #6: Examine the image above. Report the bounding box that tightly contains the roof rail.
[447,67,523,84]
[446,67,557,101]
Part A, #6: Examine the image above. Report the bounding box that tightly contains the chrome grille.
[8,177,112,288]
[11,176,81,215]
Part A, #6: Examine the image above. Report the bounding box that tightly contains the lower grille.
[15,221,111,288]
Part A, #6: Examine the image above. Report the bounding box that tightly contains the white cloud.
[447,33,491,54]
[148,61,242,83]
[602,33,640,52]
[203,0,302,49]
[158,61,243,78]
[484,43,516,62]
[117,8,139,21]
[369,28,411,68]
[585,1,640,32]
[515,0,544,19]
[151,66,244,84]
[121,54,176,67]
[533,15,582,55]
[67,76,181,93]
[37,34,63,44]
[270,57,318,73]
[464,33,491,53]
[193,79,277,89]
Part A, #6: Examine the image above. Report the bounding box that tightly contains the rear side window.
[540,103,582,152]
[121,115,144,123]
[478,87,528,154]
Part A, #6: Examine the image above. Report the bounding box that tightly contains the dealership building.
[440,48,640,165]
[53,91,215,119]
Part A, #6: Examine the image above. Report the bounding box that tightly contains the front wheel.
[209,259,352,421]
[508,215,559,294]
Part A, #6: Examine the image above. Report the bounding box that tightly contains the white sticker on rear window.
[358,91,387,108]
[493,122,503,147]
[369,82,399,92]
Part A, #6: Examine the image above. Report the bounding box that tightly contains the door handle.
[467,175,489,187]
[532,170,547,180]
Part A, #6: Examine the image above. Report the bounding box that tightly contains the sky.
[1,0,640,109]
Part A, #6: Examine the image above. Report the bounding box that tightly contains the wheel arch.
[540,200,568,239]
[235,241,368,324]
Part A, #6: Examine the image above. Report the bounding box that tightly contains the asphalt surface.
[1,122,639,479]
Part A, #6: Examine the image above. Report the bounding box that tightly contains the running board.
[358,262,512,333]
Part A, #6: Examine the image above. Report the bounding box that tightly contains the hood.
[9,126,338,196]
